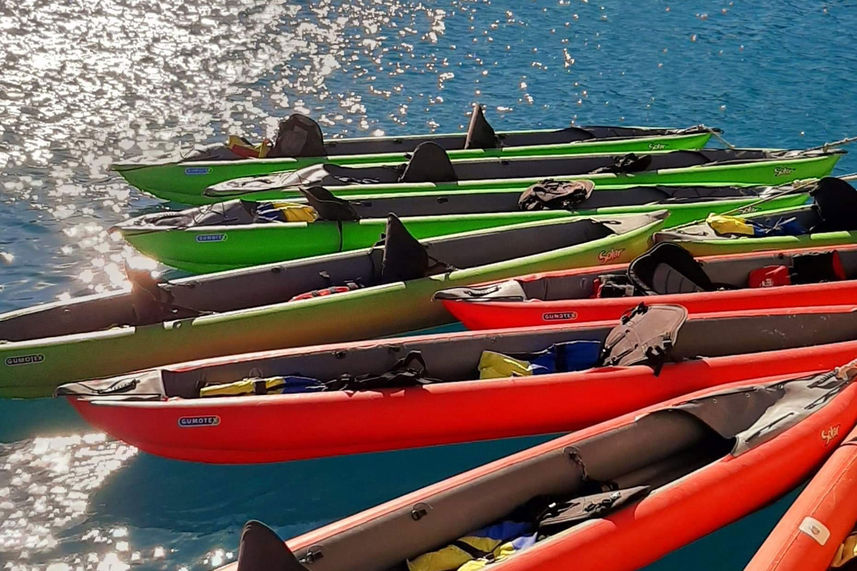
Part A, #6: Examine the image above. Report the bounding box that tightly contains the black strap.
[325,351,438,390]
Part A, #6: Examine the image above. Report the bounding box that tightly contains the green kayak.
[0,211,665,398]
[654,177,857,256]
[116,182,810,273]
[199,146,843,206]
[112,106,715,203]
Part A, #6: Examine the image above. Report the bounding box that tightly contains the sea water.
[1,1,856,568]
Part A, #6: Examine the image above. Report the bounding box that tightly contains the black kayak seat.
[464,104,499,149]
[398,142,458,183]
[236,520,308,571]
[380,214,429,283]
[298,186,360,221]
[628,242,714,295]
[269,114,326,158]
[810,177,857,233]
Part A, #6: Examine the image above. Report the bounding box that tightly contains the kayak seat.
[810,177,857,233]
[628,242,723,295]
[268,113,326,158]
[791,250,847,283]
[464,104,499,149]
[398,142,458,183]
[298,186,360,221]
[599,304,688,374]
[379,214,430,283]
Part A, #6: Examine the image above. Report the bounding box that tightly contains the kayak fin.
[464,104,499,149]
[298,186,360,221]
[237,520,308,571]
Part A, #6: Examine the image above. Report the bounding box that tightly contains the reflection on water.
[0,434,137,569]
[2,0,857,568]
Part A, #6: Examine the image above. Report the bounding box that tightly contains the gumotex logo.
[184,167,211,176]
[196,234,227,243]
[5,354,45,366]
[542,312,577,321]
[178,416,221,428]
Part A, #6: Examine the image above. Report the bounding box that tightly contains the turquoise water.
[2,0,857,568]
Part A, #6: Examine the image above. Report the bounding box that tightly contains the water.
[1,0,857,568]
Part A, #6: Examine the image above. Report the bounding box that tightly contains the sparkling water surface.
[2,0,857,568]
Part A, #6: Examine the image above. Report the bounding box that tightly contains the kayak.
[0,211,665,398]
[436,241,857,330]
[200,146,843,206]
[655,176,857,256]
[57,304,857,464]
[115,181,810,273]
[112,106,716,202]
[218,364,857,571]
[747,423,857,570]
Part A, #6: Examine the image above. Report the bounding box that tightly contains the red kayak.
[747,422,857,570]
[221,364,857,571]
[435,243,857,330]
[58,304,857,464]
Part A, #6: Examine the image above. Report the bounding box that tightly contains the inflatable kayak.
[435,241,857,330]
[218,363,857,571]
[112,106,716,202]
[115,181,810,273]
[57,304,857,464]
[655,176,857,256]
[747,422,857,570]
[0,211,665,398]
[201,145,842,205]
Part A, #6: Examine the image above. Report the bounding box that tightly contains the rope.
[809,136,857,152]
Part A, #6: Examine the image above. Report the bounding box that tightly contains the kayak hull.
[204,152,842,205]
[121,192,809,273]
[747,425,857,571]
[439,244,857,330]
[214,372,857,571]
[117,131,713,204]
[0,213,664,398]
[67,313,857,464]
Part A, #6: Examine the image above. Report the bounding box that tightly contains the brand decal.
[597,248,625,264]
[774,166,795,177]
[196,234,227,243]
[821,424,840,445]
[648,143,666,150]
[184,167,211,176]
[5,354,45,366]
[542,312,578,322]
[178,415,221,428]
